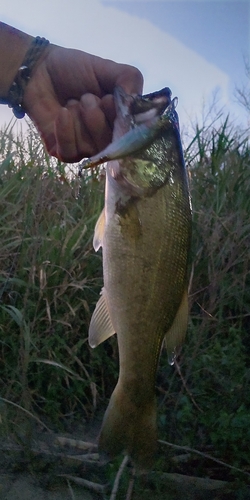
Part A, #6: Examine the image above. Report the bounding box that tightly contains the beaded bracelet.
[0,36,49,118]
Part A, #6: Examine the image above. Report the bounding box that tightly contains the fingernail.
[80,93,99,109]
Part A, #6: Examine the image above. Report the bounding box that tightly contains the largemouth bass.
[79,87,192,469]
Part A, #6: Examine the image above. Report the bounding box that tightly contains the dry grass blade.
[55,436,98,450]
[0,396,51,432]
[174,359,203,413]
[159,472,228,491]
[66,479,76,500]
[125,468,136,500]
[58,474,107,494]
[33,358,87,382]
[159,440,250,478]
[110,455,129,500]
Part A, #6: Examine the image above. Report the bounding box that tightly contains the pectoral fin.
[93,208,105,252]
[164,289,189,363]
[89,288,116,348]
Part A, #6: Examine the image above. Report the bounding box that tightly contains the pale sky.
[1,0,249,134]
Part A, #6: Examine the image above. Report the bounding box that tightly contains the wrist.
[0,23,33,98]
[0,23,50,118]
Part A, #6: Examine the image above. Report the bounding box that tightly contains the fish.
[79,86,192,470]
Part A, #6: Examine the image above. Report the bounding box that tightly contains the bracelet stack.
[0,36,49,119]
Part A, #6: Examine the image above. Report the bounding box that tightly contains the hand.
[23,44,143,162]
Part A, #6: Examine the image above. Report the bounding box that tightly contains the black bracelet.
[0,36,49,119]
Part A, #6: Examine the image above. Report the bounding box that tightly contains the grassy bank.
[0,116,249,492]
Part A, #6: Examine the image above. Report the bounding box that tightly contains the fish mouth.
[127,87,179,131]
[130,87,172,117]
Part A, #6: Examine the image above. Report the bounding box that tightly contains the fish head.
[97,87,184,198]
[114,86,173,137]
[78,87,181,191]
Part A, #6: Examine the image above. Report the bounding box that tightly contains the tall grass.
[158,116,250,474]
[0,115,249,476]
[0,123,117,429]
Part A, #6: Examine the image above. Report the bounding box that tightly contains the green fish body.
[80,87,192,469]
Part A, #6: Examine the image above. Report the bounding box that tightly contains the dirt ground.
[0,427,248,500]
[0,474,94,500]
[0,425,102,500]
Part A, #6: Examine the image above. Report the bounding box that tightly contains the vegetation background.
[0,95,249,498]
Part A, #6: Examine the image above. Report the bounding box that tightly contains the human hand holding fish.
[79,86,192,471]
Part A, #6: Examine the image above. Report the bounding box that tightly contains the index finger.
[91,55,144,96]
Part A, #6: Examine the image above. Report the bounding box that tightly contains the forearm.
[0,21,143,161]
[0,22,33,97]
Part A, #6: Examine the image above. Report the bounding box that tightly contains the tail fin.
[98,382,157,470]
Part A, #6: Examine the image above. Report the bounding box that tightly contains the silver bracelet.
[0,36,49,118]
